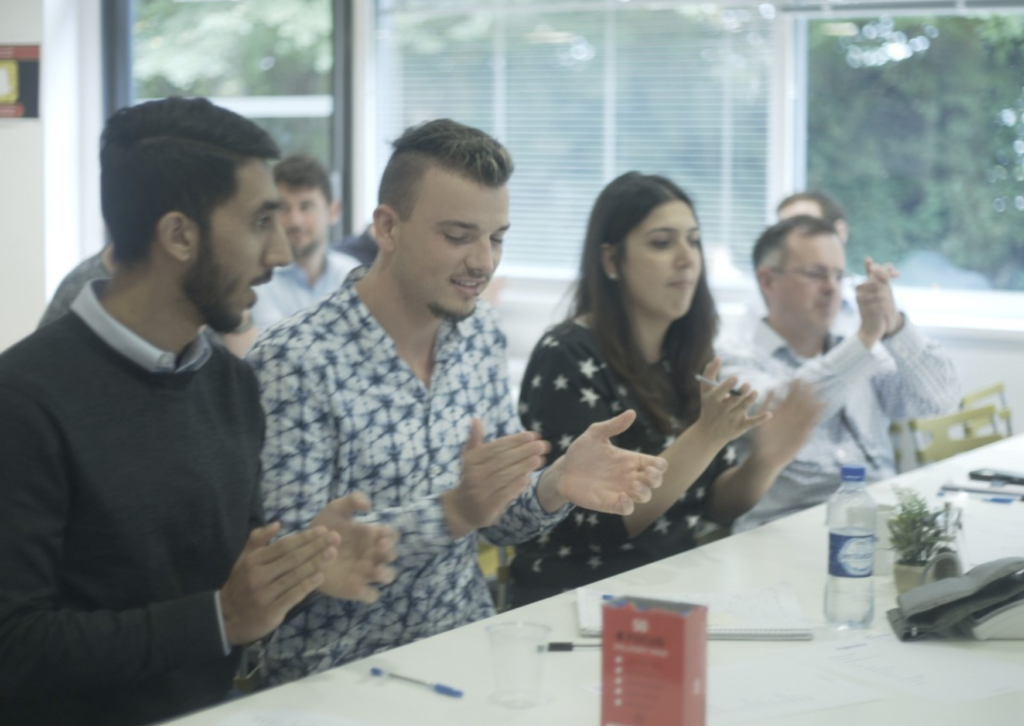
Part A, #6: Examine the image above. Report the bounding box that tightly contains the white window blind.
[375,0,777,278]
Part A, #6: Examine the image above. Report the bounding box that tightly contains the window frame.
[355,0,1024,338]
[783,1,1024,337]
[102,0,357,238]
[102,0,1024,337]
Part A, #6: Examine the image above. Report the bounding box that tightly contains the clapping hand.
[311,492,399,604]
[545,410,668,516]
[750,379,823,469]
[220,523,340,646]
[693,358,772,446]
[857,257,903,346]
[443,420,550,538]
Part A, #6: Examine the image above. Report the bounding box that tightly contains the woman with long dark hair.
[511,172,819,605]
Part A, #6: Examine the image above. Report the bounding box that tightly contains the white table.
[171,437,1024,725]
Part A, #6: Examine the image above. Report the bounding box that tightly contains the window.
[806,12,1024,295]
[129,0,335,161]
[374,0,779,279]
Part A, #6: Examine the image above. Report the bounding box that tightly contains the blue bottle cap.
[841,465,866,481]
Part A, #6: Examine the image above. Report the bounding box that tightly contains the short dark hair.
[573,172,716,434]
[753,214,839,271]
[776,190,846,227]
[274,154,333,203]
[378,119,513,219]
[100,97,280,264]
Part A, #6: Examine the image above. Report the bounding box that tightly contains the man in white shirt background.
[725,189,860,345]
[776,190,859,337]
[720,214,960,532]
[249,154,359,332]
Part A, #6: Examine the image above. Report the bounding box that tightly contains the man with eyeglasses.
[725,190,858,348]
[776,190,859,337]
[719,215,960,532]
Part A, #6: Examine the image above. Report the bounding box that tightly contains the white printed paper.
[957,499,1024,569]
[577,583,812,639]
[216,711,373,726]
[666,583,811,630]
[788,634,1024,704]
[708,660,886,725]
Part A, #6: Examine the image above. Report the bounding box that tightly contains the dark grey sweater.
[0,314,265,725]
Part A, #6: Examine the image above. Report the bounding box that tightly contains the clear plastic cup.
[486,621,550,708]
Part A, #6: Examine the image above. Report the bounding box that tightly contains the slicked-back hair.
[101,97,280,265]
[573,172,717,435]
[776,190,846,227]
[378,119,513,219]
[274,154,333,203]
[753,214,839,271]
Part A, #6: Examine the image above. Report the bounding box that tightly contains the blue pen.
[938,489,1021,503]
[370,667,463,698]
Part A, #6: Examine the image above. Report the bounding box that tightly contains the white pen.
[694,373,742,396]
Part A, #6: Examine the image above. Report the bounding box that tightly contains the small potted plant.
[887,487,958,594]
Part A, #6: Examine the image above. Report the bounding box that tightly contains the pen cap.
[433,683,464,698]
[841,466,866,483]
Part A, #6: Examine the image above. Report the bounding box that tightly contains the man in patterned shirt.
[720,215,960,532]
[249,118,668,684]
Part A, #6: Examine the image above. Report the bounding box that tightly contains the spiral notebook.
[576,583,814,641]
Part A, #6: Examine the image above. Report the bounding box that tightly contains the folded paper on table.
[215,711,373,726]
[941,479,1024,499]
[577,583,813,640]
[957,499,1024,569]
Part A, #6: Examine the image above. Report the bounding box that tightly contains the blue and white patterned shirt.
[248,270,571,684]
[720,318,960,532]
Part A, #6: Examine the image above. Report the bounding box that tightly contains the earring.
[607,270,618,281]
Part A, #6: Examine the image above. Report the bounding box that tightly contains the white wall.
[0,1,45,351]
[0,0,103,352]
[44,0,105,294]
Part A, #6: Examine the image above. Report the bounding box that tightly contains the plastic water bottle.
[824,465,876,629]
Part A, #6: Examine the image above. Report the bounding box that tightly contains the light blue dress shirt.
[249,249,358,331]
[70,280,211,373]
[720,318,961,532]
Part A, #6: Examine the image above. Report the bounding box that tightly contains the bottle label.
[828,533,875,578]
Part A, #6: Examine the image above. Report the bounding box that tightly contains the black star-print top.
[510,321,735,606]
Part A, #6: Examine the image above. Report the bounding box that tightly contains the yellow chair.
[960,383,1013,436]
[908,404,1005,466]
[477,540,514,612]
[889,420,910,472]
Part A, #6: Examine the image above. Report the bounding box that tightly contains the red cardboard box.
[600,596,707,726]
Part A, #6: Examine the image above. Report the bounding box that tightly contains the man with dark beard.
[0,97,397,726]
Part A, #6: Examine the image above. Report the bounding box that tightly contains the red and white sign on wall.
[0,45,40,119]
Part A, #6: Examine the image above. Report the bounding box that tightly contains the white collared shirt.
[70,280,211,374]
[249,249,359,331]
[720,317,961,532]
